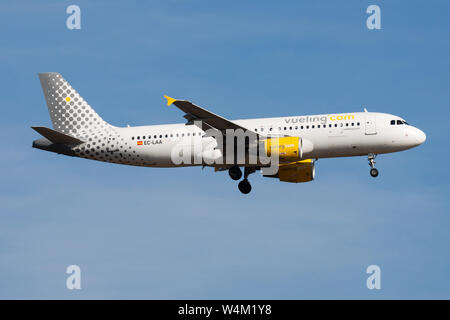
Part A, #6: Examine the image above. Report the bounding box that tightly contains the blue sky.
[1,0,449,299]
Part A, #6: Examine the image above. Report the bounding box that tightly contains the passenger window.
[132,137,134,140]
[334,124,338,127]
[165,134,168,138]
[295,126,298,130]
[289,127,292,130]
[357,122,360,126]
[269,128,273,131]
[159,135,162,138]
[154,135,157,139]
[284,127,287,130]
[317,125,320,128]
[306,125,309,129]
[301,126,304,129]
[143,136,146,139]
[137,136,140,139]
[391,120,395,125]
[345,123,349,127]
[255,128,257,132]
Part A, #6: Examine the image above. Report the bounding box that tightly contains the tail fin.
[38,72,110,137]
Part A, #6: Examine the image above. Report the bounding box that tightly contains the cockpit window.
[392,119,409,125]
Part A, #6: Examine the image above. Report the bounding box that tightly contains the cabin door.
[365,114,377,135]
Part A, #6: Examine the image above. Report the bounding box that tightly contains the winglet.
[164,95,177,106]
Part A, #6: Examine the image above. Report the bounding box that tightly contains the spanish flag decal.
[137,141,143,146]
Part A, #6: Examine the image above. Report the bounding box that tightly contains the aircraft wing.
[164,95,261,137]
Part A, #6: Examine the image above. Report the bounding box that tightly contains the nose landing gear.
[370,168,379,177]
[368,153,379,177]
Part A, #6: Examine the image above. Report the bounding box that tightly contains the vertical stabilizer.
[38,72,110,138]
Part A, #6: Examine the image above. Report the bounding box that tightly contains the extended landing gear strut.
[368,153,379,177]
[239,167,256,194]
[227,166,256,194]
[231,166,255,194]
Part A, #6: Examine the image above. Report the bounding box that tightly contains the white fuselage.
[71,111,426,167]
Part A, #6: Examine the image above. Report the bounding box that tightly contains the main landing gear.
[368,153,379,177]
[229,166,255,194]
[228,165,242,180]
[238,179,251,194]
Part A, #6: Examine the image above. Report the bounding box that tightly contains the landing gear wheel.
[367,154,378,178]
[370,168,379,177]
[228,165,242,181]
[238,179,252,194]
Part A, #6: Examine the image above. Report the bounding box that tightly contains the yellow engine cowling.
[263,159,315,183]
[278,159,315,183]
[264,137,301,162]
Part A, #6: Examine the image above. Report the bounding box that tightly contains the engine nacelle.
[263,159,315,183]
[263,137,313,161]
[264,136,300,161]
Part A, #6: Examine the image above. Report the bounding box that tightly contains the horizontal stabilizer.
[31,126,84,145]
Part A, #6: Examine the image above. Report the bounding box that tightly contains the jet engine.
[263,137,313,161]
[263,159,315,183]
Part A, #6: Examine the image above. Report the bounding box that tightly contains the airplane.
[32,72,426,194]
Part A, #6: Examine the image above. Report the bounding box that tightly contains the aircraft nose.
[417,129,426,145]
[410,127,426,146]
